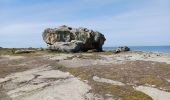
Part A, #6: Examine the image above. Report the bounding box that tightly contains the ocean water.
[103,46,170,53]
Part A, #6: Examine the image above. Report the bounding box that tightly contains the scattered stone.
[113,46,130,53]
[42,25,106,52]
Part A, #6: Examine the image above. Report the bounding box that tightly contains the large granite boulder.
[42,25,106,52]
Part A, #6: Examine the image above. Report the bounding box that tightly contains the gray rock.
[49,40,83,52]
[42,25,106,52]
[113,46,130,53]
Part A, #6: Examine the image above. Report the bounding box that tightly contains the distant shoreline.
[104,46,170,53]
[1,46,170,54]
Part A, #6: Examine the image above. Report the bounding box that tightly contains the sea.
[103,46,170,53]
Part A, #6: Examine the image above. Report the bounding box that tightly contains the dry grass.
[95,83,152,100]
[0,48,14,55]
[62,59,170,99]
[64,67,152,100]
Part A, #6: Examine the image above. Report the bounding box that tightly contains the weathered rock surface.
[0,66,93,100]
[42,25,106,52]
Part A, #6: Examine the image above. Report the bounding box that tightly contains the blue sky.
[0,0,170,48]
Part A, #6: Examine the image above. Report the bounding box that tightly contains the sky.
[0,0,170,48]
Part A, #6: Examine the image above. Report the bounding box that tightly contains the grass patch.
[0,48,39,56]
[102,84,152,100]
[64,67,91,80]
[0,48,14,55]
[139,75,164,86]
[63,67,152,100]
[158,63,170,76]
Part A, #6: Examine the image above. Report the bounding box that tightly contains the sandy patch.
[135,86,170,100]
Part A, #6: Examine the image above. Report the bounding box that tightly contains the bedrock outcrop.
[42,25,106,52]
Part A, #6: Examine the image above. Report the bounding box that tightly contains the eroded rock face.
[42,25,106,52]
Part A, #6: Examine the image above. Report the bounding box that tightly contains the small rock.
[113,46,130,53]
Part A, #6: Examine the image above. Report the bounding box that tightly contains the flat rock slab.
[135,86,170,100]
[100,52,170,64]
[0,66,92,100]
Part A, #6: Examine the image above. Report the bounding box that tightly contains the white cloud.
[0,0,170,47]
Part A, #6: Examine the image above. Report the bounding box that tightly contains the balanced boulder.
[42,25,106,52]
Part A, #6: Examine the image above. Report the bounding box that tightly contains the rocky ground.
[0,49,170,100]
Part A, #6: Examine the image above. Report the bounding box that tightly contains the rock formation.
[113,46,130,53]
[42,25,106,52]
